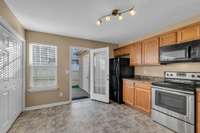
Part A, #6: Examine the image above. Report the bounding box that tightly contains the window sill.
[28,87,58,92]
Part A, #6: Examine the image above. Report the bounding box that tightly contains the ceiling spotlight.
[96,6,136,25]
[96,20,102,26]
[105,16,111,22]
[118,14,123,21]
[129,9,136,16]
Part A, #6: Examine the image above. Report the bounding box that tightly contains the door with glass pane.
[90,47,109,103]
[0,23,23,132]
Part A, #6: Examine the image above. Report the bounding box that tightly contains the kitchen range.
[152,71,200,133]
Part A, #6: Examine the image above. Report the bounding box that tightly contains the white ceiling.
[5,0,200,44]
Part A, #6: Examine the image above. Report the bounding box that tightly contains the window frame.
[28,43,58,92]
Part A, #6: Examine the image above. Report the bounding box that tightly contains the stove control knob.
[170,74,173,77]
[197,75,200,78]
[192,75,195,78]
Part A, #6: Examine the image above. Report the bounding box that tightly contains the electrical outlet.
[144,70,147,75]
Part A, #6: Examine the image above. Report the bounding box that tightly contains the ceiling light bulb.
[129,9,136,16]
[105,16,111,21]
[118,14,123,21]
[96,20,102,26]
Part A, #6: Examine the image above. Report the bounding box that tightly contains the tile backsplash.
[135,63,200,77]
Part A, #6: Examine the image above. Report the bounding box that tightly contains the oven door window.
[155,91,187,115]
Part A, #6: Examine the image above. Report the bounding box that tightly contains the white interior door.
[90,47,109,103]
[82,53,90,93]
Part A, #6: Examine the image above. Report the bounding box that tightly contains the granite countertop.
[123,75,163,83]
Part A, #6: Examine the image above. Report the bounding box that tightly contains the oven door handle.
[152,86,194,95]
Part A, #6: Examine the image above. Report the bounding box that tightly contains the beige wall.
[26,30,117,107]
[0,0,24,39]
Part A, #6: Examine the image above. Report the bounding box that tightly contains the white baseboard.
[24,100,71,111]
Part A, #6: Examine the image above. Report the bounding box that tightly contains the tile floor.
[8,100,173,133]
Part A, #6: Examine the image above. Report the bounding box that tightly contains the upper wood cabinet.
[160,32,177,47]
[142,37,160,65]
[130,42,142,66]
[123,80,134,106]
[114,45,131,57]
[177,24,200,43]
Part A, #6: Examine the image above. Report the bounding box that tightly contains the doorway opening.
[70,47,90,100]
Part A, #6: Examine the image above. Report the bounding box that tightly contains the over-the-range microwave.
[160,39,200,64]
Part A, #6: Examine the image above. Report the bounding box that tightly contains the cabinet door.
[130,42,142,65]
[135,87,151,113]
[123,80,134,106]
[178,24,200,43]
[160,32,177,47]
[142,37,160,65]
[0,91,10,132]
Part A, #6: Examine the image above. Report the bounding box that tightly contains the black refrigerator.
[109,58,134,104]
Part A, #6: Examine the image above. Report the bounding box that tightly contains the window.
[29,43,57,91]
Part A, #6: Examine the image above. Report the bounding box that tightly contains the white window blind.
[29,44,57,91]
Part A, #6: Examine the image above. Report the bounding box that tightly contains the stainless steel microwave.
[160,39,200,64]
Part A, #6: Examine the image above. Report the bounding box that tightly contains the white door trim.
[82,53,90,93]
[90,47,109,103]
[0,17,26,111]
[69,46,90,102]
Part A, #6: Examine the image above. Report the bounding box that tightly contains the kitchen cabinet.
[134,87,151,113]
[160,32,177,47]
[177,24,200,43]
[114,45,131,57]
[130,42,142,66]
[123,79,151,113]
[142,37,160,65]
[123,80,134,106]
[197,91,200,133]
[134,81,151,113]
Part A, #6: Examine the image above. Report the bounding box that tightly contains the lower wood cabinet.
[123,80,134,106]
[134,87,151,113]
[123,79,151,113]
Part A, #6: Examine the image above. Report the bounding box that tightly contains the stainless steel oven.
[152,86,194,124]
[151,71,199,133]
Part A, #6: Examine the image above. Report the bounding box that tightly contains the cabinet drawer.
[134,81,151,89]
